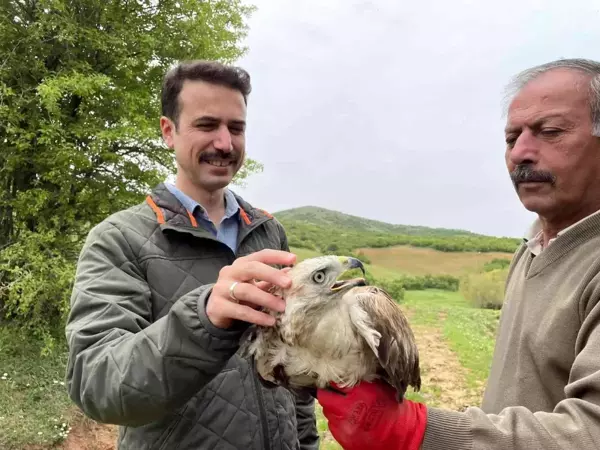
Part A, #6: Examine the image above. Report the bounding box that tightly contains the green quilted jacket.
[65,183,320,450]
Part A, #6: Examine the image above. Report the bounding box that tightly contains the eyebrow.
[504,113,570,134]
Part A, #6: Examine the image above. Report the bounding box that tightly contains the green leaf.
[0,0,257,346]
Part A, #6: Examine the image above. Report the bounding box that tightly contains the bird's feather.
[349,286,421,401]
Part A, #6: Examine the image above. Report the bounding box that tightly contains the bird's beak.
[347,257,366,274]
[331,257,367,291]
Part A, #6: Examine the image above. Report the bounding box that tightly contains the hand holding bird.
[205,249,296,329]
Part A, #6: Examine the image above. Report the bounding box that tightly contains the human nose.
[213,125,233,152]
[507,129,539,166]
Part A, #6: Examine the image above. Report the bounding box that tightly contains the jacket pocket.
[156,405,188,450]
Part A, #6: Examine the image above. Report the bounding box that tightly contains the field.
[357,245,513,276]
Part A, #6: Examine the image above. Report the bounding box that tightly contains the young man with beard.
[316,58,600,449]
[65,60,319,450]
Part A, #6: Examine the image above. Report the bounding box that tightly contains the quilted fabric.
[65,183,320,450]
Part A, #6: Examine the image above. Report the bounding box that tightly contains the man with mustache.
[64,60,319,450]
[316,58,600,450]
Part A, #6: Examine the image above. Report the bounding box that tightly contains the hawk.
[240,255,421,402]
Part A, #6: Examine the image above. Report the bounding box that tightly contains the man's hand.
[206,249,296,329]
[317,381,427,450]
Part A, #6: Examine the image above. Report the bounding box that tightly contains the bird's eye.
[312,271,326,284]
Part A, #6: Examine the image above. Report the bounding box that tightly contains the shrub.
[287,238,314,249]
[0,231,77,354]
[399,274,460,291]
[376,278,406,303]
[482,258,512,272]
[460,268,508,310]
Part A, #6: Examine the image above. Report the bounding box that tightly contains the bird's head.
[280,255,367,312]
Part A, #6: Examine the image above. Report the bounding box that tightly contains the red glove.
[317,380,427,450]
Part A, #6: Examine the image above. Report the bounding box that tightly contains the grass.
[443,306,500,388]
[0,327,74,449]
[357,245,513,276]
[402,290,469,326]
[290,246,323,261]
[403,289,500,388]
[315,403,343,450]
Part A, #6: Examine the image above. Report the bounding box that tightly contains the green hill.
[274,206,479,237]
[273,206,522,255]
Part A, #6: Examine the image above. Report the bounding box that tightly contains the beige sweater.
[422,212,600,450]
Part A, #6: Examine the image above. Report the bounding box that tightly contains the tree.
[0,0,257,349]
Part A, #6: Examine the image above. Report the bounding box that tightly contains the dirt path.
[407,311,484,411]
[51,411,117,450]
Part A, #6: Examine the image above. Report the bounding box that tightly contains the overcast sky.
[232,0,600,238]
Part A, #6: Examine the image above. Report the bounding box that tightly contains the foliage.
[460,268,509,310]
[0,231,77,351]
[482,258,512,272]
[276,206,481,236]
[375,278,406,302]
[0,0,256,349]
[397,274,460,291]
[279,219,521,255]
[373,273,459,296]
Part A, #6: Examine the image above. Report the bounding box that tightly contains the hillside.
[274,206,522,254]
[274,206,479,236]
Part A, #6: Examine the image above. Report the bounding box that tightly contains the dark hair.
[161,60,252,127]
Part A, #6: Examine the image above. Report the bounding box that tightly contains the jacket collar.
[146,182,273,230]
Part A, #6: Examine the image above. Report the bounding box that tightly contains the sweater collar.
[524,209,600,256]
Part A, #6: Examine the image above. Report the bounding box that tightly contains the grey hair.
[503,58,600,137]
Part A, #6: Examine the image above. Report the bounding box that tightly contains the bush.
[0,231,77,354]
[365,273,459,302]
[287,238,315,250]
[398,274,460,291]
[376,278,406,303]
[460,268,508,310]
[482,258,512,272]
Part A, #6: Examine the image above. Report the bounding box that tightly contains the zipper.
[163,215,275,450]
[252,371,272,450]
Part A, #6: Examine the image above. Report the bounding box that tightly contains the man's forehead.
[506,70,590,128]
[179,80,246,119]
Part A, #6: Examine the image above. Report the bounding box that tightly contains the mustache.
[510,164,556,186]
[199,150,239,162]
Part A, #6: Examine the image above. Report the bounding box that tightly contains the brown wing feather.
[353,286,421,401]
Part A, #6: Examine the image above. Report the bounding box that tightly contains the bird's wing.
[350,286,421,400]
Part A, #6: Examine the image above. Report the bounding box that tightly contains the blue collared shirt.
[164,182,240,253]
